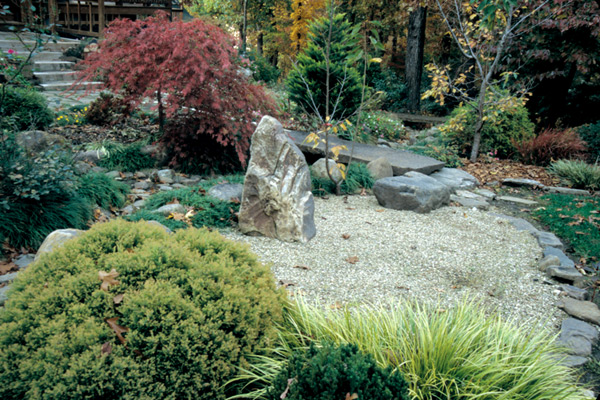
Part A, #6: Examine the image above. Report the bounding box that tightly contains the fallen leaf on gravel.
[321,216,327,220]
[375,209,385,213]
[330,301,343,309]
[343,196,349,203]
[346,207,355,210]
[279,280,295,288]
[99,269,119,291]
[396,285,410,290]
[293,265,310,270]
[434,288,446,293]
[346,256,359,264]
[342,234,350,239]
[360,188,367,196]
[105,317,129,345]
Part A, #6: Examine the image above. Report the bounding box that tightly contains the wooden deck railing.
[47,0,182,37]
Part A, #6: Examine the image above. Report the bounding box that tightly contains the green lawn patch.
[535,193,600,261]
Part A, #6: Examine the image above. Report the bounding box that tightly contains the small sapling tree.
[75,12,275,170]
[292,2,383,194]
[422,0,549,162]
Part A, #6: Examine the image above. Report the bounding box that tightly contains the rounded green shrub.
[0,86,54,130]
[578,121,600,162]
[286,12,362,120]
[268,342,409,400]
[443,102,535,159]
[0,220,285,400]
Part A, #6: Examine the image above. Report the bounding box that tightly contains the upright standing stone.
[239,116,316,242]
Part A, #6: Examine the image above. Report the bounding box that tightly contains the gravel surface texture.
[221,195,561,330]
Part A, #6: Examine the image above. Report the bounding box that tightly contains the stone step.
[2,50,64,61]
[286,129,445,175]
[0,39,79,53]
[33,60,75,72]
[39,81,102,91]
[34,71,77,83]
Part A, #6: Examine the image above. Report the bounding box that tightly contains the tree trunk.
[405,6,427,112]
[157,88,164,133]
[470,88,487,162]
[240,0,248,56]
[257,31,264,56]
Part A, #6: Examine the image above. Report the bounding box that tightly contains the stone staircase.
[0,31,101,91]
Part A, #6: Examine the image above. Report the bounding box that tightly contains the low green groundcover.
[0,220,285,400]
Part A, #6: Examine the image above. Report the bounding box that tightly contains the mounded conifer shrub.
[0,220,285,399]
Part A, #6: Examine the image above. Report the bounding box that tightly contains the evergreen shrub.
[0,86,54,130]
[268,342,409,400]
[443,102,535,158]
[286,12,362,120]
[578,121,600,162]
[0,220,285,399]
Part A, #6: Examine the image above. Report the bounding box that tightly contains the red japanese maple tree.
[75,12,275,169]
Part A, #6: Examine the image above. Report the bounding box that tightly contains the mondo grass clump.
[268,342,409,400]
[229,300,586,400]
[0,220,286,400]
[311,162,374,196]
[77,172,130,209]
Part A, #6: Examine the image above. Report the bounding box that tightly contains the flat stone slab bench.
[286,130,444,176]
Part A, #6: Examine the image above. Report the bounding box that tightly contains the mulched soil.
[461,158,562,187]
[48,118,159,146]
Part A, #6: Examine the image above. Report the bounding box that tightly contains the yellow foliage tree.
[290,0,326,53]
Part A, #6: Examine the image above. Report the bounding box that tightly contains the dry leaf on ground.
[105,317,129,345]
[346,256,359,264]
[99,269,119,291]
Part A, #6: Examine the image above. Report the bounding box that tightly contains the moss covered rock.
[0,220,285,400]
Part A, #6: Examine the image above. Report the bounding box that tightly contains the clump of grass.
[77,172,130,209]
[96,141,156,172]
[535,193,600,261]
[228,299,586,400]
[549,160,600,190]
[311,162,374,196]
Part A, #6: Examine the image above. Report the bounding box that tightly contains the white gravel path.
[221,195,561,330]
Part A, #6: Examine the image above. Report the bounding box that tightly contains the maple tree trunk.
[156,89,164,133]
[405,6,427,112]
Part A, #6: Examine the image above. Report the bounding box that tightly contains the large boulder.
[208,183,243,202]
[373,172,450,213]
[35,229,85,261]
[367,157,393,180]
[16,130,67,153]
[311,158,343,183]
[429,167,479,192]
[239,116,316,242]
